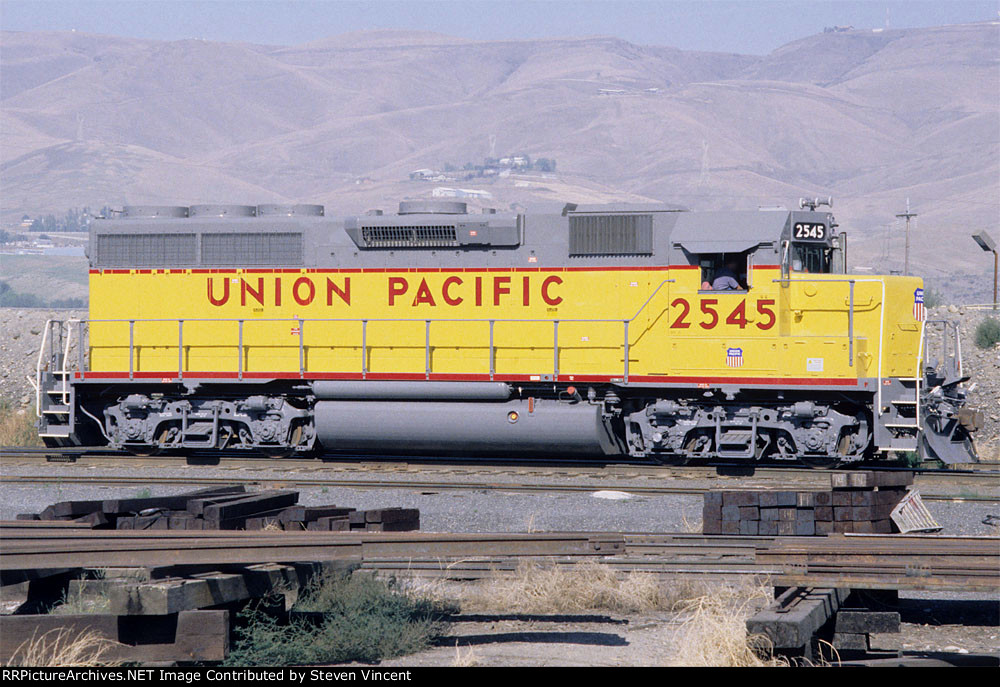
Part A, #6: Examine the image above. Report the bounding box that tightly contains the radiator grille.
[201,233,302,266]
[95,233,197,267]
[569,215,653,256]
[361,225,458,248]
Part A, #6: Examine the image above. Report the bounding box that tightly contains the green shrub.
[974,318,1000,349]
[225,572,449,666]
[923,288,944,309]
[0,281,86,308]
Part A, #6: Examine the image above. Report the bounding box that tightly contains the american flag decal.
[726,347,743,368]
[913,288,924,322]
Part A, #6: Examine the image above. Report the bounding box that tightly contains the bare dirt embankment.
[0,308,86,407]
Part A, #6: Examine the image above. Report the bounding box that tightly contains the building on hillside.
[432,187,493,200]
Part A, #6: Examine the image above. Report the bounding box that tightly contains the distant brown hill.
[2,24,997,294]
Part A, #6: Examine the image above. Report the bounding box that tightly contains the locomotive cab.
[780,197,846,276]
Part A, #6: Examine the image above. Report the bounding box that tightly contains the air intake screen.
[201,233,302,266]
[361,225,458,248]
[96,233,197,267]
[569,215,653,256]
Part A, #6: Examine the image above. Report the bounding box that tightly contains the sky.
[1,0,997,55]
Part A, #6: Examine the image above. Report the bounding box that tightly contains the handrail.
[34,320,53,417]
[61,321,73,402]
[78,279,677,384]
[915,320,925,431]
[627,279,674,322]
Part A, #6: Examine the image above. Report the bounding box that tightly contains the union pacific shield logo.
[913,288,924,322]
[726,347,743,368]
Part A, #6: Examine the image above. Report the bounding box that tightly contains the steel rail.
[2,448,997,481]
[0,472,995,503]
[3,447,995,478]
[1,528,994,593]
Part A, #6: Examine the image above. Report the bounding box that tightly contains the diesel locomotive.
[33,198,980,465]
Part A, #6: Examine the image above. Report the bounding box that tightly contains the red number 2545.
[669,298,775,330]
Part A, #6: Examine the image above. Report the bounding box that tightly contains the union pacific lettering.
[206,275,563,308]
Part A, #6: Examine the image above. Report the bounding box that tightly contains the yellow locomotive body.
[86,266,922,386]
[36,199,976,464]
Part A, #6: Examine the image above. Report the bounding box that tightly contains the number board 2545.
[793,222,827,240]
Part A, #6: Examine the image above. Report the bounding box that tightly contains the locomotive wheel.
[261,446,295,459]
[800,454,840,469]
[128,429,169,457]
[800,433,852,469]
[260,426,303,459]
[650,452,690,467]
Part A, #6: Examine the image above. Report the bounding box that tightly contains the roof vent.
[189,204,256,217]
[256,204,324,216]
[121,206,189,219]
[398,200,467,215]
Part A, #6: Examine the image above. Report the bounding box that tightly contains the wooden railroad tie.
[746,587,902,662]
[15,485,420,533]
[702,471,932,536]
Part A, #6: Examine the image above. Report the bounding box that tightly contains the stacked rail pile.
[2,527,994,592]
[702,471,925,535]
[16,486,419,532]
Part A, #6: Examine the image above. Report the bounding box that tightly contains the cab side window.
[699,253,748,291]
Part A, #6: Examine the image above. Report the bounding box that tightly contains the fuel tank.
[315,398,619,456]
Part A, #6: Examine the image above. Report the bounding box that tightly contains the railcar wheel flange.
[649,452,690,466]
[800,454,840,469]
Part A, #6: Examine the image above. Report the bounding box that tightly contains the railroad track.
[1,469,997,503]
[2,446,995,479]
[4,448,998,484]
[2,524,996,593]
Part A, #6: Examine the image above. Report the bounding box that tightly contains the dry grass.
[667,583,787,667]
[680,510,703,534]
[50,581,112,616]
[451,642,481,667]
[424,560,715,615]
[7,628,123,666]
[0,400,42,446]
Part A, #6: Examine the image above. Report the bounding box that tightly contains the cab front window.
[791,243,831,273]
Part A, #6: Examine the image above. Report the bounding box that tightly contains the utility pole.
[973,232,998,310]
[896,199,917,276]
